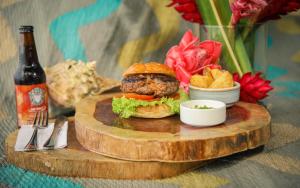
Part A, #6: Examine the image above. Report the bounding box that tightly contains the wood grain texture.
[75,93,271,162]
[5,120,203,179]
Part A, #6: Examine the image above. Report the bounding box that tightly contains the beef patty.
[121,74,179,97]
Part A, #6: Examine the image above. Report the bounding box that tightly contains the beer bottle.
[14,26,48,127]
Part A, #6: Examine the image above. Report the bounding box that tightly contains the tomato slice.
[169,93,180,100]
[123,93,154,101]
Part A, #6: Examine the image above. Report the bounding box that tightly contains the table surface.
[0,1,300,188]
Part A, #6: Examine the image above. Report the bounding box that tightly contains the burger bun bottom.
[133,103,175,118]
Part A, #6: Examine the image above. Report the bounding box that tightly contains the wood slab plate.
[75,93,271,162]
[5,120,203,179]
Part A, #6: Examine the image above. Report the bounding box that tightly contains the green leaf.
[196,0,217,25]
[112,91,189,118]
[213,0,231,25]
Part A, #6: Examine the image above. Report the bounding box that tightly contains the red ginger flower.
[167,0,203,24]
[233,72,273,103]
[257,0,300,22]
[165,30,222,92]
[230,0,268,25]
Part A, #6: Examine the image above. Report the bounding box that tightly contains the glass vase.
[198,24,268,74]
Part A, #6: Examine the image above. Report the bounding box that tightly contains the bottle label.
[15,83,48,127]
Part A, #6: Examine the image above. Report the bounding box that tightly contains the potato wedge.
[190,74,213,88]
[209,71,234,88]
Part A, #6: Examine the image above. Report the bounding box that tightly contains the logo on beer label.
[29,87,44,106]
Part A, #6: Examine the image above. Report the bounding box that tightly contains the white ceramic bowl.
[180,100,226,127]
[189,82,240,107]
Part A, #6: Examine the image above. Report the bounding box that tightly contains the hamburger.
[112,62,188,118]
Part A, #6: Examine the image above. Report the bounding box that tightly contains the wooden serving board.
[75,93,271,162]
[5,120,203,179]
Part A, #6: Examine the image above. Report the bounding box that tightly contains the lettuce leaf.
[112,91,189,118]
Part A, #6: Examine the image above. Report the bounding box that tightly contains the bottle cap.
[19,26,34,33]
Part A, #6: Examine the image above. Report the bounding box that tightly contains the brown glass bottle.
[14,26,48,127]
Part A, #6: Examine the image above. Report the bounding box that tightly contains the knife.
[43,116,67,149]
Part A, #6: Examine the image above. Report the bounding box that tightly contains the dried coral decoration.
[45,60,120,109]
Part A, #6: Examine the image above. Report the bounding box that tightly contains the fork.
[24,110,48,151]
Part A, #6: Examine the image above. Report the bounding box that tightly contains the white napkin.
[14,121,68,151]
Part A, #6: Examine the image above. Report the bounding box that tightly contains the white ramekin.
[180,100,226,127]
[189,82,240,107]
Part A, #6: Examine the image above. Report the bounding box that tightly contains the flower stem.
[196,0,243,76]
[235,35,253,73]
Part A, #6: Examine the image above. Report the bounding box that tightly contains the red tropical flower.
[165,30,222,92]
[233,72,273,103]
[230,0,268,25]
[167,0,203,24]
[257,0,300,22]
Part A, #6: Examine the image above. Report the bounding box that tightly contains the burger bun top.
[123,62,176,78]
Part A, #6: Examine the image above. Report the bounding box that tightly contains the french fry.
[190,74,213,88]
[209,71,234,88]
[203,67,213,78]
[190,67,234,89]
[210,69,224,80]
